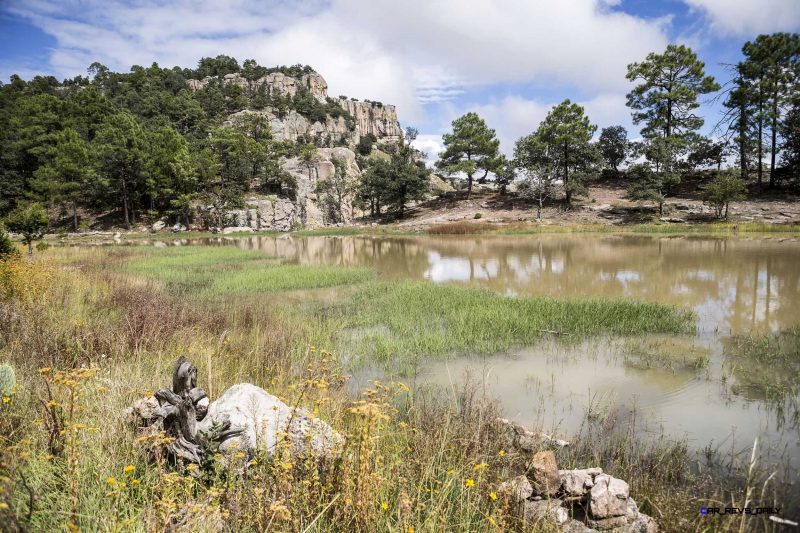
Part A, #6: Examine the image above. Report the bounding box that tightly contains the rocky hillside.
[184,69,406,231]
[187,71,402,146]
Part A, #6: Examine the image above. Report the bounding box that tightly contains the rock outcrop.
[188,71,329,103]
[219,147,363,231]
[188,70,402,145]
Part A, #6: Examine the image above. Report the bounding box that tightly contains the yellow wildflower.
[446,469,455,475]
[464,479,475,488]
[489,517,497,526]
[408,528,415,533]
[106,477,117,485]
[473,462,488,471]
[2,397,9,404]
[38,367,52,374]
[124,465,135,473]
[498,450,506,456]
[131,479,141,485]
[489,491,498,501]
[380,502,389,510]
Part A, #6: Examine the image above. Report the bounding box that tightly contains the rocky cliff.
[187,70,402,144]
[187,68,405,231]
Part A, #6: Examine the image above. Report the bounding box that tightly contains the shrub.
[703,170,747,219]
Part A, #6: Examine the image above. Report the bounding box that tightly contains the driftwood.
[131,357,242,464]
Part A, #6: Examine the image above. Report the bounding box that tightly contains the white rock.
[171,223,187,232]
[559,467,602,497]
[152,220,167,231]
[197,383,343,459]
[590,474,630,519]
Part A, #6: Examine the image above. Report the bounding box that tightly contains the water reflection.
[212,234,800,335]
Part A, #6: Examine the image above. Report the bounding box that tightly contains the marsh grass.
[339,282,695,364]
[621,336,711,372]
[124,245,376,297]
[723,328,800,426]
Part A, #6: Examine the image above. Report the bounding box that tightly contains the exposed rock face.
[126,358,342,465]
[589,474,630,519]
[226,109,351,144]
[497,417,570,452]
[219,147,362,232]
[498,475,533,503]
[189,70,401,144]
[189,71,328,103]
[337,98,402,143]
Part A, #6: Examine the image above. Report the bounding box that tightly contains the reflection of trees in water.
[223,234,800,334]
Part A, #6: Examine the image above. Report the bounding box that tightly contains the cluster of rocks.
[499,453,657,532]
[126,357,342,464]
[187,71,330,103]
[496,418,657,532]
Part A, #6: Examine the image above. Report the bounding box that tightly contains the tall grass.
[339,281,695,363]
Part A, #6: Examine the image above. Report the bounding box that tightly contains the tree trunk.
[739,100,748,179]
[770,94,778,188]
[757,82,764,191]
[537,197,543,220]
[72,200,79,232]
[27,241,33,256]
[563,141,570,205]
[121,178,131,229]
[467,173,473,199]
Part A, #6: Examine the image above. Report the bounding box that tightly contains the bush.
[473,213,482,219]
[703,170,747,219]
[0,226,16,259]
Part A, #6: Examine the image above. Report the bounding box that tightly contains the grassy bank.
[0,246,791,532]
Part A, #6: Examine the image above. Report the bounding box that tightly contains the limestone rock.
[524,498,569,526]
[560,468,602,497]
[152,220,166,231]
[497,475,533,503]
[528,450,561,497]
[171,223,187,232]
[197,383,343,459]
[589,474,630,519]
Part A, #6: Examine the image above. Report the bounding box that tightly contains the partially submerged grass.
[339,281,695,363]
[723,328,800,425]
[622,335,711,372]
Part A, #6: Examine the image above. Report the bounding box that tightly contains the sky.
[1,0,799,162]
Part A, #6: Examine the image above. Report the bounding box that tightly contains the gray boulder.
[197,383,343,459]
[589,474,630,519]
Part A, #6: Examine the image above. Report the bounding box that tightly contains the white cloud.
[683,0,800,36]
[5,0,670,123]
[411,134,445,167]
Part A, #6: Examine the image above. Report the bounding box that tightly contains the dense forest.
[1,32,799,236]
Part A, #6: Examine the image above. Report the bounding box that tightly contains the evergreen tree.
[436,112,501,198]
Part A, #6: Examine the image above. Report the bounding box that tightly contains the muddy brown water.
[163,234,800,471]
